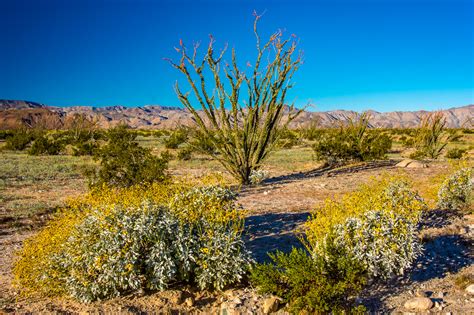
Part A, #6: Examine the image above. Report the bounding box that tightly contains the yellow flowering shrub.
[304,175,426,248]
[13,177,250,301]
[303,176,426,279]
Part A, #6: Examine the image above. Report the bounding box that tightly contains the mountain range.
[0,100,472,130]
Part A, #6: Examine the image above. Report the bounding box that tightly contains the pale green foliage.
[437,167,473,210]
[306,179,425,280]
[334,210,422,279]
[14,184,252,302]
[56,203,194,302]
[249,169,268,185]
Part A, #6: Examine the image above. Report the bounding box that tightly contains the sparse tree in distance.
[167,13,303,184]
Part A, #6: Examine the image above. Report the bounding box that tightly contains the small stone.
[185,297,194,307]
[169,290,184,304]
[459,227,468,235]
[437,291,445,298]
[263,296,280,314]
[465,284,474,295]
[232,297,243,305]
[415,289,428,297]
[404,297,434,311]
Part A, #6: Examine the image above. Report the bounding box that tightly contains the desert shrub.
[177,146,193,160]
[163,128,188,149]
[168,16,302,185]
[250,238,367,313]
[304,177,425,279]
[437,167,473,211]
[305,177,425,246]
[4,129,35,150]
[411,112,449,159]
[445,148,467,159]
[334,210,422,278]
[251,178,424,312]
[87,125,169,188]
[312,114,392,165]
[249,169,268,185]
[28,134,63,155]
[0,130,14,140]
[14,183,252,302]
[277,128,301,149]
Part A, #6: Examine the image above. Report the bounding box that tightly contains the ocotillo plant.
[166,13,302,184]
[412,112,449,159]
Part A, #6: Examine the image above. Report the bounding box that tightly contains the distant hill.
[0,100,472,130]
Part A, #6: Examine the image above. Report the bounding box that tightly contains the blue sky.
[1,0,473,112]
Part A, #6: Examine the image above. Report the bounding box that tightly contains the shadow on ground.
[244,212,310,263]
[363,233,473,312]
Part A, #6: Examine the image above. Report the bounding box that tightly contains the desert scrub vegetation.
[13,181,252,302]
[251,177,425,312]
[445,147,467,159]
[410,112,450,160]
[86,125,169,188]
[167,14,302,184]
[312,113,392,165]
[437,167,473,211]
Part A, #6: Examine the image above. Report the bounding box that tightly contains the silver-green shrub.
[334,210,422,279]
[52,186,252,302]
[195,223,252,290]
[437,167,473,210]
[249,170,269,185]
[56,203,195,302]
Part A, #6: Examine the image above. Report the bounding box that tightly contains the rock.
[404,297,434,311]
[185,297,194,307]
[396,159,428,168]
[232,297,243,305]
[396,159,413,168]
[415,289,428,297]
[465,284,474,295]
[263,296,280,314]
[169,290,184,304]
[459,227,468,235]
[407,161,428,168]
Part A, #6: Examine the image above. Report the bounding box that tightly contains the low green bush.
[87,125,169,188]
[277,128,301,149]
[4,129,35,151]
[177,146,193,160]
[437,167,473,211]
[445,148,467,159]
[28,134,63,155]
[251,238,367,313]
[312,114,392,165]
[163,128,188,149]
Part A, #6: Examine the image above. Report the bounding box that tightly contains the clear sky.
[1,0,473,112]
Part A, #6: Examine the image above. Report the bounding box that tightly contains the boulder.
[396,159,413,167]
[404,297,434,311]
[466,284,474,295]
[406,160,428,168]
[262,296,280,314]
